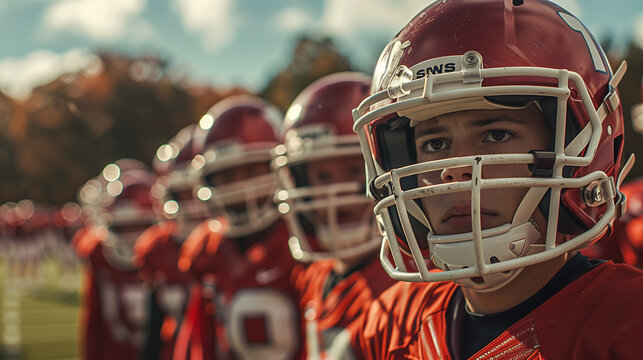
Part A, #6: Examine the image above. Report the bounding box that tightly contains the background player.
[273,72,396,359]
[175,95,304,360]
[74,161,155,360]
[133,125,207,360]
[349,0,643,358]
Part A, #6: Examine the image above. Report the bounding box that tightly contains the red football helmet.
[273,72,378,262]
[78,158,150,224]
[152,125,194,177]
[98,168,157,268]
[155,125,210,237]
[195,95,283,237]
[352,0,627,289]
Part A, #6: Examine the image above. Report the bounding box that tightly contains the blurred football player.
[74,161,154,360]
[174,95,304,360]
[134,125,207,360]
[348,0,643,358]
[273,72,396,359]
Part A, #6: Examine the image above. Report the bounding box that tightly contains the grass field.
[0,258,82,360]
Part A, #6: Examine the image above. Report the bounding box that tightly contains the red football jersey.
[75,227,148,360]
[134,221,192,360]
[350,262,643,360]
[293,258,397,359]
[175,219,305,360]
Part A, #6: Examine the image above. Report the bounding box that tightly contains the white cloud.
[0,48,100,99]
[320,0,427,38]
[273,7,314,33]
[42,0,146,42]
[635,12,643,50]
[172,0,238,52]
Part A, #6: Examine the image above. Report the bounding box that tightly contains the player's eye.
[419,138,450,153]
[483,130,513,143]
[314,171,333,182]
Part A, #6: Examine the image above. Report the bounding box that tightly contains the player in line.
[349,0,643,358]
[273,72,400,359]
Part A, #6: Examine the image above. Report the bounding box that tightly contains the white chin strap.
[316,222,377,254]
[429,220,544,292]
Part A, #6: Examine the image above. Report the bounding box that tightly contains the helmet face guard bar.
[204,172,280,238]
[352,56,619,285]
[273,136,380,262]
[277,181,379,262]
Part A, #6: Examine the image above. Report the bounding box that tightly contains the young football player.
[74,161,155,360]
[349,0,643,359]
[174,95,304,360]
[134,125,207,360]
[273,72,398,359]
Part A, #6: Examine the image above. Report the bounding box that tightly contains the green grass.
[0,258,82,360]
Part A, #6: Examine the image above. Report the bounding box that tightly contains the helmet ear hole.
[489,256,500,264]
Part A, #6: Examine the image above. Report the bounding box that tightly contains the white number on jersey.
[226,288,299,360]
[98,279,148,346]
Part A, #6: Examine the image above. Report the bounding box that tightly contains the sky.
[0,0,641,100]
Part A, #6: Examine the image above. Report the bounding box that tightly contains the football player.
[74,161,155,360]
[273,72,395,359]
[174,95,304,360]
[349,0,643,359]
[134,125,207,360]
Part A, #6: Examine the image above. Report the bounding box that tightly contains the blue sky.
[0,0,641,99]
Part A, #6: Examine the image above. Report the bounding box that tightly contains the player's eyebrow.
[415,116,528,138]
[469,117,527,127]
[415,125,449,138]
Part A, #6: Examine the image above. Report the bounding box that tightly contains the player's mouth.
[441,203,498,228]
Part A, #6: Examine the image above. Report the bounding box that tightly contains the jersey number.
[227,288,299,360]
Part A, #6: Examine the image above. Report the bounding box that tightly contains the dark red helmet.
[352,0,627,288]
[195,95,283,237]
[152,125,194,176]
[272,72,379,261]
[155,125,210,236]
[99,168,157,267]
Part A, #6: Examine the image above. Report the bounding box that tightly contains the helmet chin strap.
[428,218,544,292]
[455,218,546,293]
[316,222,373,251]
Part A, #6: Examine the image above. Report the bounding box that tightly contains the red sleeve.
[71,227,88,254]
[178,219,227,280]
[178,221,212,276]
[134,222,177,281]
[74,227,103,260]
[134,222,177,266]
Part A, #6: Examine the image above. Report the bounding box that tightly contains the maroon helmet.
[99,168,157,268]
[152,125,194,177]
[155,125,210,237]
[352,0,627,289]
[272,72,378,262]
[195,95,283,237]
